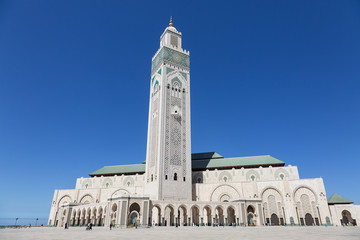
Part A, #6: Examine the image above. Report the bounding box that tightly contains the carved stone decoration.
[79,194,94,204]
[210,184,240,202]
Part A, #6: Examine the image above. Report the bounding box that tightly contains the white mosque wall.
[329,204,360,227]
[49,165,335,227]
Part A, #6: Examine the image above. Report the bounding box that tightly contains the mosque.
[48,19,359,228]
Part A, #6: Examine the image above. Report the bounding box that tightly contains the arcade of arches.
[51,187,360,228]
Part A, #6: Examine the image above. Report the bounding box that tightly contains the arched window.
[174,173,177,181]
[172,82,180,98]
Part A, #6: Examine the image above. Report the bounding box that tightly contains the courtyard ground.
[0,226,359,240]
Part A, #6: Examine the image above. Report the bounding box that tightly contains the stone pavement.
[0,226,359,240]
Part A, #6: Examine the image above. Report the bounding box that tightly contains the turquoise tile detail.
[153,80,159,90]
[180,72,187,80]
[171,77,182,87]
[166,67,175,74]
[151,47,190,74]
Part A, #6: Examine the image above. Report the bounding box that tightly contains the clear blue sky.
[0,0,359,219]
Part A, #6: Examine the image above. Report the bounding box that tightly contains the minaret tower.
[145,18,192,201]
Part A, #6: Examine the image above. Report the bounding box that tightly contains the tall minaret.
[145,18,192,201]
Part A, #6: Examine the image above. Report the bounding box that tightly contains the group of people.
[86,223,93,230]
[64,222,93,230]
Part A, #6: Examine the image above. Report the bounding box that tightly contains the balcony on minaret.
[160,18,182,50]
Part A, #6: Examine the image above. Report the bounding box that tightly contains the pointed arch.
[210,184,240,202]
[79,194,94,204]
[110,189,130,199]
[57,195,72,206]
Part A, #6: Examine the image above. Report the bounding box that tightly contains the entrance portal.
[128,203,141,226]
[305,213,314,226]
[247,214,254,225]
[129,212,138,225]
[342,210,355,226]
[271,213,280,226]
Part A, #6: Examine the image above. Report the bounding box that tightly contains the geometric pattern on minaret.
[145,18,192,201]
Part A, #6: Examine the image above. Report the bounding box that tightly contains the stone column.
[187,209,191,226]
[118,200,128,228]
[258,204,264,226]
[105,201,111,227]
[91,214,95,225]
[142,200,149,226]
[241,203,246,225]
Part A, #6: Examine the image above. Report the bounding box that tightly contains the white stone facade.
[48,21,359,228]
[48,165,334,227]
[329,205,360,227]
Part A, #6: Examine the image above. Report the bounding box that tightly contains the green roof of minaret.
[327,193,353,205]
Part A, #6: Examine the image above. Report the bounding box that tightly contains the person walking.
[110,222,112,230]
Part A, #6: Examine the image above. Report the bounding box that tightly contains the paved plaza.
[1,226,359,240]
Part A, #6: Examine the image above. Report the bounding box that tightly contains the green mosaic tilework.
[166,67,175,74]
[180,72,187,80]
[171,77,182,87]
[153,80,159,90]
[152,47,190,74]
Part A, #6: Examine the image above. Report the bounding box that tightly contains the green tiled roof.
[89,154,285,177]
[328,193,353,205]
[89,164,145,176]
[192,155,284,170]
[192,152,224,160]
